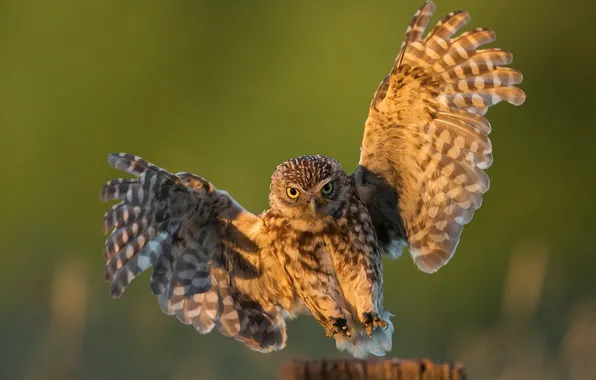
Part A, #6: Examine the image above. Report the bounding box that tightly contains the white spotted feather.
[354,0,525,273]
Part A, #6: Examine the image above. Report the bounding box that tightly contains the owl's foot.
[361,312,388,337]
[325,316,352,339]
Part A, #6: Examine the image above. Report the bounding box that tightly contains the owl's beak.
[309,198,318,214]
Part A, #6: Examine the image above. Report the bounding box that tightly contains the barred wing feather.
[100,153,288,352]
[353,1,525,273]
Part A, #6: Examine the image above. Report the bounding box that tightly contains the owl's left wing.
[100,153,290,352]
[352,1,525,273]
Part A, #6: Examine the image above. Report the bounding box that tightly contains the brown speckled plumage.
[99,1,524,358]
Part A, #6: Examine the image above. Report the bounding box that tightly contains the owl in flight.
[100,1,525,358]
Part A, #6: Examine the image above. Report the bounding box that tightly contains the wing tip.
[411,247,455,274]
[511,88,527,106]
[422,0,436,12]
[414,254,448,274]
[107,152,126,167]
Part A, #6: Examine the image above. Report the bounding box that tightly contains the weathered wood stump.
[280,358,466,380]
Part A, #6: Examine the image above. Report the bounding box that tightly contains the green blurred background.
[1,0,594,379]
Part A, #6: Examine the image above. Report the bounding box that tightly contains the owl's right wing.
[100,153,290,352]
[352,1,525,273]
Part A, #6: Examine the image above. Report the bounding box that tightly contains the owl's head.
[269,155,351,227]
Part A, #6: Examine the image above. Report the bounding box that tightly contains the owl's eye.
[321,182,334,196]
[286,187,300,199]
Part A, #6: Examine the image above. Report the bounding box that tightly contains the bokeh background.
[1,0,595,379]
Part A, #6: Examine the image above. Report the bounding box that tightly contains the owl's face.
[269,155,351,228]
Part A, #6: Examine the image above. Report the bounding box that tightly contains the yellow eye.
[286,187,300,199]
[321,182,334,196]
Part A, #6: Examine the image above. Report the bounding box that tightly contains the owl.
[100,1,525,358]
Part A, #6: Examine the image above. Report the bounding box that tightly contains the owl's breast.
[276,230,332,272]
[266,223,334,283]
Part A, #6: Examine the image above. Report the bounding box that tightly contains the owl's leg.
[351,279,389,337]
[353,258,389,337]
[299,284,352,339]
[281,240,352,338]
[293,268,352,339]
[328,226,389,338]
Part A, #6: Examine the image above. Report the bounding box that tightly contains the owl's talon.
[342,324,353,338]
[325,316,351,338]
[361,312,388,337]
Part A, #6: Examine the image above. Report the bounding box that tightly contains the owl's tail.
[334,310,395,358]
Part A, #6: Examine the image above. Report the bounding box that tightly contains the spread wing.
[100,153,290,352]
[352,1,525,273]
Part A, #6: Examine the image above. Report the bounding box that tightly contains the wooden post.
[280,358,466,380]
